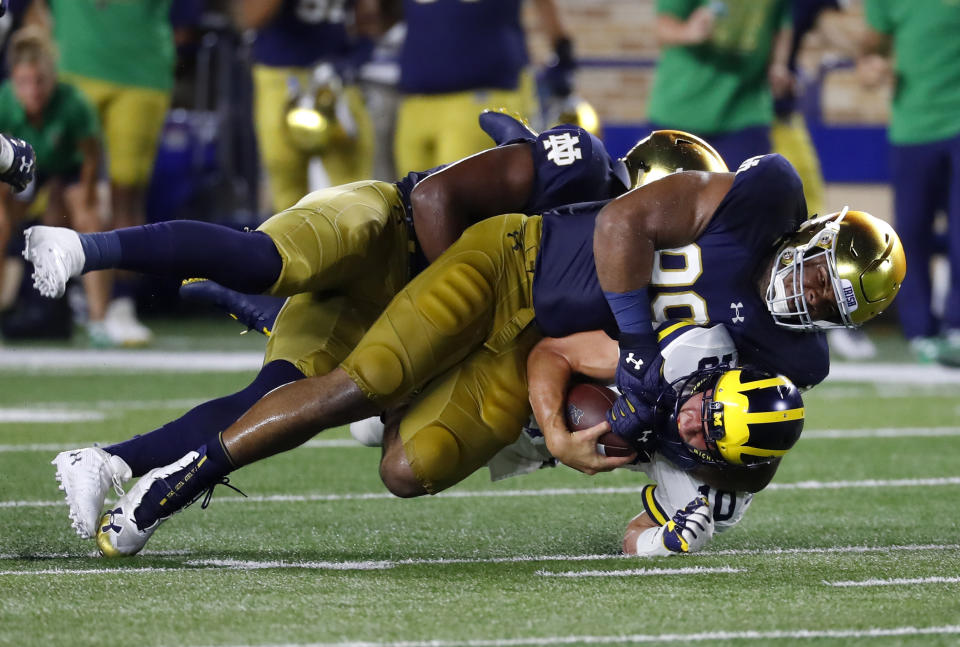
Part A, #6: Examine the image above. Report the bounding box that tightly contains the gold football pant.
[253,64,374,212]
[63,73,169,187]
[340,213,543,493]
[259,181,409,377]
[393,70,539,176]
[771,112,825,217]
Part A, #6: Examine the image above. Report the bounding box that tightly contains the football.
[564,382,635,458]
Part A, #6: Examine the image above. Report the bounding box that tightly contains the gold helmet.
[766,207,906,330]
[620,130,728,189]
[552,97,602,137]
[283,63,356,155]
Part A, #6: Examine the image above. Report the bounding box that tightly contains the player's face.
[12,62,54,117]
[676,391,707,449]
[801,256,840,322]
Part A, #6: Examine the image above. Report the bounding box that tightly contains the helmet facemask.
[655,367,805,471]
[766,207,857,331]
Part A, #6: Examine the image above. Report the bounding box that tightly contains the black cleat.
[179,278,284,336]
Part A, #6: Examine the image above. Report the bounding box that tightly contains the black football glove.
[606,388,657,455]
[0,135,35,193]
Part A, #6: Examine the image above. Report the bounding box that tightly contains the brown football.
[564,382,635,458]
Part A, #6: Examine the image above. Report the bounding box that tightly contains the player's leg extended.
[379,325,542,496]
[95,213,538,555]
[54,359,305,539]
[257,180,407,296]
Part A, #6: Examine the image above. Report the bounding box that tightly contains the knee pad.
[415,262,493,336]
[349,344,406,398]
[406,424,461,492]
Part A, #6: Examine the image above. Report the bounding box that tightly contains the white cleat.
[23,226,85,299]
[52,448,132,539]
[350,416,385,447]
[96,451,198,558]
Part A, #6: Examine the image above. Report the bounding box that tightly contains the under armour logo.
[543,133,582,166]
[730,302,745,324]
[18,157,33,173]
[624,353,644,371]
[635,429,652,445]
[100,507,123,535]
[69,452,82,466]
[506,230,522,250]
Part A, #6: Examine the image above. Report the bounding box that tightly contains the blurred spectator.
[0,26,112,345]
[393,0,572,175]
[774,0,878,360]
[647,0,792,169]
[233,0,376,214]
[860,1,960,365]
[36,0,178,346]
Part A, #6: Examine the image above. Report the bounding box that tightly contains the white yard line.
[199,625,960,647]
[4,477,960,509]
[536,566,743,577]
[3,349,960,383]
[2,427,959,452]
[825,576,960,587]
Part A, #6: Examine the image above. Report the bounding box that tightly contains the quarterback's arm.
[410,143,535,262]
[691,457,781,494]
[527,331,634,474]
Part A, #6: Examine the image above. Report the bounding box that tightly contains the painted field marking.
[204,625,960,647]
[825,576,960,587]
[0,409,105,423]
[3,426,958,450]
[2,545,955,574]
[4,349,960,383]
[537,566,743,577]
[4,477,960,509]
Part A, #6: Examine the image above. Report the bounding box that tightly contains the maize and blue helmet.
[655,366,805,471]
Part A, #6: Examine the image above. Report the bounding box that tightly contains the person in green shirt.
[34,0,176,346]
[860,0,960,365]
[647,0,793,169]
[0,25,111,346]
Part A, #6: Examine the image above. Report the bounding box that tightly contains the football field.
[1,320,959,647]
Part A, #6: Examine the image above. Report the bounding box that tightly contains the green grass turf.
[1,321,959,646]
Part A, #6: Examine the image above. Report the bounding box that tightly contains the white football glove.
[633,496,715,557]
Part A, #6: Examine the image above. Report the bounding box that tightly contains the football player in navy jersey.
[42,113,665,544]
[77,150,903,557]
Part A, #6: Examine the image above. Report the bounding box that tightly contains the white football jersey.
[487,321,751,532]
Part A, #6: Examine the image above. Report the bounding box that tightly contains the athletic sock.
[104,360,305,476]
[132,436,236,531]
[79,221,283,293]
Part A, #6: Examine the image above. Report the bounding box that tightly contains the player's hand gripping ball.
[564,383,635,457]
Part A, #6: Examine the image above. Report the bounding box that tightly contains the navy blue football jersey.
[533,154,830,389]
[251,0,352,67]
[399,0,526,94]
[394,115,629,273]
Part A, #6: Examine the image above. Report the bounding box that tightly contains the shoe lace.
[110,472,126,497]
[198,477,248,510]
